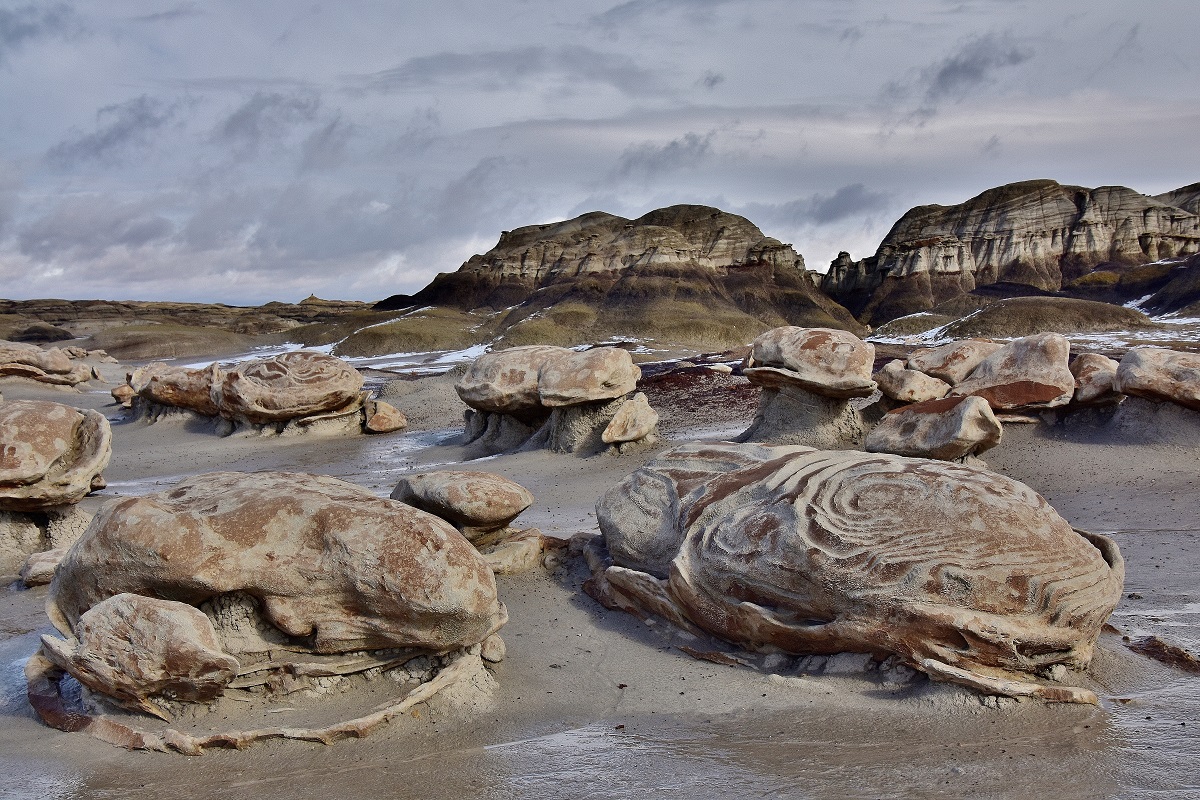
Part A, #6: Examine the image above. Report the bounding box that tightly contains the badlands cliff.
[822,180,1200,325]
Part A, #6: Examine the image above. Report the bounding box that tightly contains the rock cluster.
[123,351,406,435]
[456,346,656,454]
[737,327,876,449]
[30,471,506,751]
[391,470,549,574]
[0,400,111,575]
[0,340,103,387]
[587,442,1125,703]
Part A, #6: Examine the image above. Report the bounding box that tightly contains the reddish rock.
[364,399,407,433]
[875,359,951,403]
[949,333,1074,410]
[111,383,136,408]
[0,400,111,512]
[864,395,1002,460]
[743,327,876,398]
[1114,347,1200,411]
[908,339,1004,385]
[1071,353,1121,405]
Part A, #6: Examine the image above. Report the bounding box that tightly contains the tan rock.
[40,593,239,717]
[950,333,1074,410]
[907,339,1004,385]
[50,471,507,655]
[1113,347,1200,411]
[875,359,951,403]
[455,345,565,415]
[601,392,659,444]
[864,395,1002,460]
[537,347,640,407]
[0,340,73,374]
[214,351,365,424]
[129,362,222,416]
[744,327,876,398]
[480,634,506,663]
[390,470,534,541]
[0,400,111,512]
[590,442,1124,703]
[20,547,67,587]
[364,398,407,433]
[1071,353,1121,405]
[111,383,136,408]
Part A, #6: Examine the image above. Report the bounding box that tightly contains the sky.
[1,0,1197,306]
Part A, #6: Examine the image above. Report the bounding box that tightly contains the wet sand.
[1,359,1199,799]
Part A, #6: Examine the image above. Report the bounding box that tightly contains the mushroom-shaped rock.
[875,359,951,403]
[129,362,223,416]
[0,400,111,512]
[602,392,659,444]
[455,345,565,416]
[950,333,1074,411]
[537,348,641,407]
[1071,353,1121,405]
[1113,347,1200,411]
[214,351,365,424]
[907,340,1004,385]
[391,470,534,542]
[589,442,1124,703]
[40,593,239,716]
[743,327,876,397]
[864,395,1002,461]
[49,471,507,654]
[364,399,408,433]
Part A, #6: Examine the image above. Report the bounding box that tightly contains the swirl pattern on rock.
[591,442,1124,702]
[215,351,365,424]
[0,400,111,512]
[49,471,507,654]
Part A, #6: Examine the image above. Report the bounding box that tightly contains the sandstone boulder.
[588,442,1124,703]
[950,333,1074,410]
[907,339,1004,385]
[602,392,659,444]
[743,327,876,397]
[215,351,365,424]
[864,395,1002,460]
[40,593,240,717]
[0,340,73,374]
[111,383,136,408]
[391,470,534,542]
[0,400,111,512]
[1113,347,1200,411]
[455,345,564,416]
[50,471,507,654]
[129,362,222,416]
[1071,353,1121,405]
[875,359,951,403]
[538,348,641,407]
[364,399,408,433]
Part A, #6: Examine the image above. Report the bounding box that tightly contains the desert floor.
[1,352,1198,800]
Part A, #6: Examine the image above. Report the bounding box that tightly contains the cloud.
[922,32,1033,103]
[698,70,724,89]
[358,46,657,95]
[299,116,354,172]
[742,183,892,227]
[590,0,736,29]
[17,194,175,261]
[44,95,178,167]
[213,91,321,157]
[128,4,201,24]
[0,2,77,63]
[614,131,716,179]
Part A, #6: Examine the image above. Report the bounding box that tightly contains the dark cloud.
[614,131,715,179]
[213,91,321,157]
[743,183,892,227]
[128,4,201,24]
[44,95,177,167]
[699,70,724,89]
[359,46,657,95]
[591,0,735,29]
[0,2,77,63]
[922,32,1033,102]
[299,116,354,172]
[18,195,175,261]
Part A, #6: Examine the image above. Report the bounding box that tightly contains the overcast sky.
[1,1,1196,305]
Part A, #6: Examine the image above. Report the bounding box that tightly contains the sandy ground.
[1,355,1199,799]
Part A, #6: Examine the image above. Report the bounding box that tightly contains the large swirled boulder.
[49,471,507,654]
[949,333,1075,411]
[591,442,1124,703]
[456,345,652,454]
[215,351,364,424]
[0,400,111,512]
[1114,347,1200,411]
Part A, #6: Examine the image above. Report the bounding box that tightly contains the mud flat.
[1,353,1198,799]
